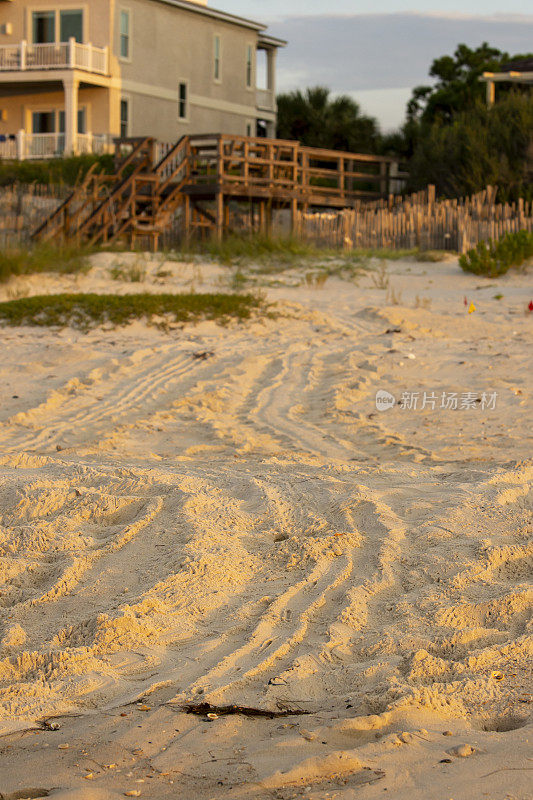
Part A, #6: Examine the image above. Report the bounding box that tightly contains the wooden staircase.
[32,136,190,250]
[32,134,405,248]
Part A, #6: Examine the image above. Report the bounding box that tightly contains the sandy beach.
[0,252,531,800]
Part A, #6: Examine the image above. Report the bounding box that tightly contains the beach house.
[0,0,285,159]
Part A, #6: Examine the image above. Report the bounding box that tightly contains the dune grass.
[0,292,263,330]
[0,242,95,284]
[172,235,447,267]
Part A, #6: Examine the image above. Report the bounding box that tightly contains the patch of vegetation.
[174,235,439,268]
[370,263,390,289]
[0,292,263,330]
[0,154,114,187]
[181,235,321,266]
[109,260,146,282]
[386,287,403,305]
[414,250,449,262]
[0,243,93,284]
[304,270,329,288]
[459,230,533,277]
[414,294,431,309]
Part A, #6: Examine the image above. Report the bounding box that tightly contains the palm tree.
[276,86,380,154]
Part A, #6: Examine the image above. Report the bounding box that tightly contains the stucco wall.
[116,0,260,139]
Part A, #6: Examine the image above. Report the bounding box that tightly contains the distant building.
[482,58,533,105]
[0,0,286,159]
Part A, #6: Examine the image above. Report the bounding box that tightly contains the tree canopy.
[407,43,533,124]
[276,86,380,154]
[408,92,533,200]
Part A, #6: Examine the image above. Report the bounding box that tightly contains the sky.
[218,1,533,130]
[223,1,533,18]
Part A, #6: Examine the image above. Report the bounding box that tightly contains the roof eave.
[149,0,267,32]
[258,33,287,49]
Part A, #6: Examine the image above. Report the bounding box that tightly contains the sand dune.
[0,254,531,799]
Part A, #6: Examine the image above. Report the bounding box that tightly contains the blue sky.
[218,2,533,130]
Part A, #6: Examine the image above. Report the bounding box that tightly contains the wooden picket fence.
[0,183,68,248]
[294,186,533,253]
[2,182,532,254]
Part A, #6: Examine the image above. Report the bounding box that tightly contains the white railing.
[27,42,69,69]
[0,130,115,160]
[78,133,114,155]
[25,133,66,159]
[256,88,275,111]
[0,138,17,159]
[0,39,108,75]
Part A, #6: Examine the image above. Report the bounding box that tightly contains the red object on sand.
[464,296,468,306]
[529,301,533,312]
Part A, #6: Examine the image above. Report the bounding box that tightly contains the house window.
[120,98,130,137]
[60,10,83,43]
[33,108,86,135]
[32,11,55,44]
[120,10,130,59]
[32,10,83,44]
[178,82,187,120]
[32,111,55,134]
[58,108,87,135]
[214,35,221,81]
[246,45,253,88]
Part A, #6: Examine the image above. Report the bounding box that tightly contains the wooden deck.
[33,134,406,247]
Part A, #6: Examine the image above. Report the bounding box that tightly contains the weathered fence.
[0,183,68,247]
[2,182,533,253]
[295,186,533,253]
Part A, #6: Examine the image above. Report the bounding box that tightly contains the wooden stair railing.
[32,163,103,243]
[76,157,152,245]
[114,136,156,178]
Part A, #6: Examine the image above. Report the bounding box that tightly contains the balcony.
[256,88,275,112]
[0,39,109,76]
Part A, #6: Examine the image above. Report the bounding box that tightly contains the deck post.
[486,79,495,106]
[290,197,298,236]
[380,162,388,197]
[183,194,191,245]
[215,191,224,241]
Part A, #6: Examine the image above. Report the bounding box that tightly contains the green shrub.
[459,230,533,277]
[0,154,114,187]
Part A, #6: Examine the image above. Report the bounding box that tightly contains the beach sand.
[0,253,531,799]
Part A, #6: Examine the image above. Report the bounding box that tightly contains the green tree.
[276,86,380,154]
[408,92,533,200]
[407,43,532,124]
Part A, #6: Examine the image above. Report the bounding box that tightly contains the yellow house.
[0,0,285,159]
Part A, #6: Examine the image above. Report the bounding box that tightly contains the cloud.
[271,12,533,94]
